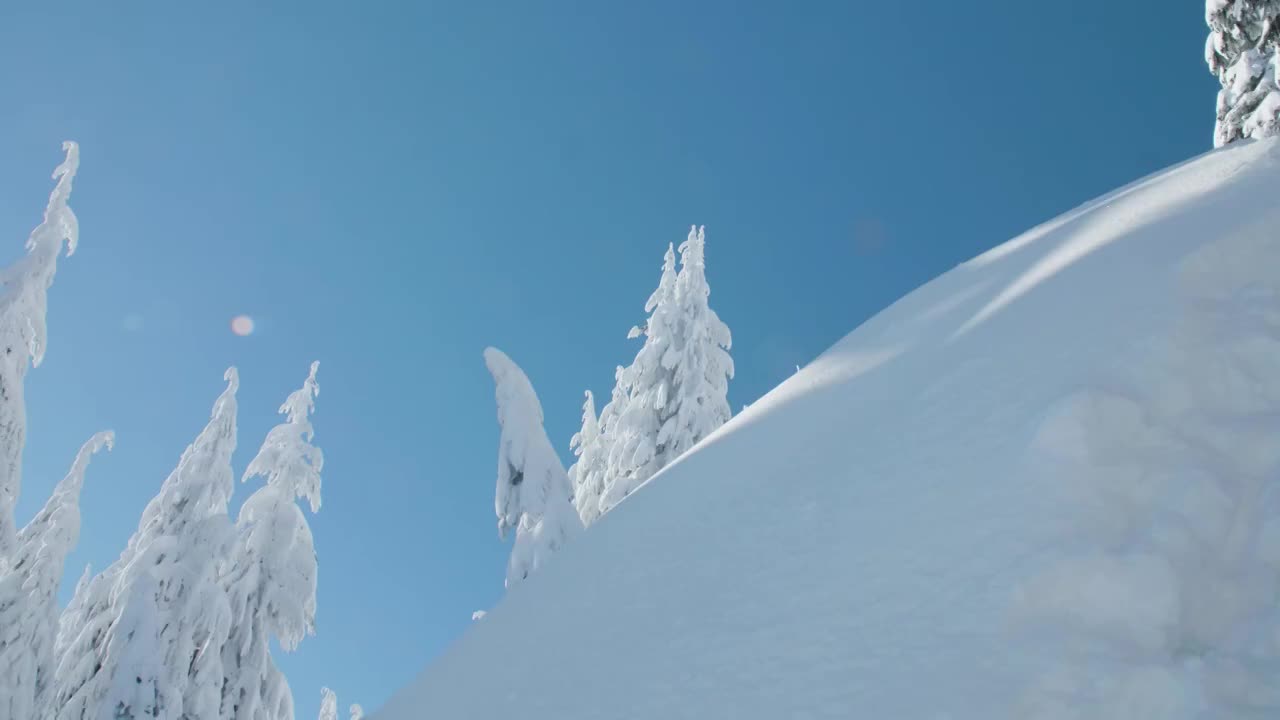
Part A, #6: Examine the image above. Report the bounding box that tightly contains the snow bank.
[376,138,1280,719]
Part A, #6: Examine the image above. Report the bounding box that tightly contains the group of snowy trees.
[483,225,734,590]
[0,143,350,720]
[1207,0,1280,145]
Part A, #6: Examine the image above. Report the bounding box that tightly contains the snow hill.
[374,139,1280,719]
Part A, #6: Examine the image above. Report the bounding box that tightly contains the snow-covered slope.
[376,139,1280,719]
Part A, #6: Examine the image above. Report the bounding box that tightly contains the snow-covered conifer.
[657,225,734,461]
[1207,0,1280,146]
[0,142,81,557]
[483,347,582,587]
[53,371,240,720]
[318,688,338,720]
[220,362,324,720]
[0,432,110,719]
[567,391,607,526]
[317,688,361,720]
[599,244,680,511]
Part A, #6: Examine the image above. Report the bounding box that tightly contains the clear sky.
[1,1,1218,717]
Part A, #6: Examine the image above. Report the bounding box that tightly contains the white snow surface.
[375,139,1280,719]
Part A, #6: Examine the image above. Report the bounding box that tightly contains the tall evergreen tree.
[0,433,111,719]
[656,225,734,462]
[220,362,324,720]
[317,688,361,720]
[1207,0,1280,146]
[0,142,80,557]
[318,689,338,720]
[484,347,582,588]
[567,391,607,526]
[600,229,733,511]
[600,244,680,511]
[53,371,240,720]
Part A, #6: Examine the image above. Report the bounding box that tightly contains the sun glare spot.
[230,315,255,337]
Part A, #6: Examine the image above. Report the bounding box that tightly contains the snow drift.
[375,138,1280,718]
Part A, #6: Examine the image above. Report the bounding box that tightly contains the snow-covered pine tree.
[53,370,240,720]
[599,228,733,512]
[317,688,362,720]
[0,432,111,719]
[656,225,734,463]
[318,689,338,720]
[1207,0,1280,146]
[600,243,680,511]
[220,362,324,720]
[567,390,607,526]
[483,347,582,587]
[0,142,81,558]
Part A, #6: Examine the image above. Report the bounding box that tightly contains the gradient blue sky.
[1,2,1216,716]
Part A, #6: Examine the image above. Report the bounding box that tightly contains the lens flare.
[230,315,255,337]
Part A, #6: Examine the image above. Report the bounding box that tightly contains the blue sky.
[1,1,1216,716]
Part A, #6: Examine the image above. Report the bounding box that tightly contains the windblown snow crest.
[376,139,1280,719]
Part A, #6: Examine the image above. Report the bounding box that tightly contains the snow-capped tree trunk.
[1207,0,1280,146]
[484,347,582,588]
[0,142,81,558]
[52,371,240,720]
[220,362,324,720]
[0,433,111,719]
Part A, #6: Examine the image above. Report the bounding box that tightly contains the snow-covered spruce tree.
[599,244,679,512]
[567,390,607,527]
[53,371,240,720]
[656,225,733,463]
[483,347,582,588]
[220,362,324,720]
[0,142,81,557]
[1207,0,1280,146]
[317,688,362,720]
[318,689,337,720]
[0,433,111,719]
[599,227,733,511]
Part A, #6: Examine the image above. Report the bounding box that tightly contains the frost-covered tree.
[318,689,337,720]
[220,362,324,720]
[318,688,361,720]
[656,225,734,462]
[0,432,111,719]
[600,228,733,510]
[483,347,582,588]
[599,244,680,511]
[53,370,240,720]
[1207,0,1280,146]
[567,391,608,526]
[0,142,81,557]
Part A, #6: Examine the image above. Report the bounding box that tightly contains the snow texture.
[1206,0,1280,146]
[484,347,582,588]
[375,139,1280,719]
